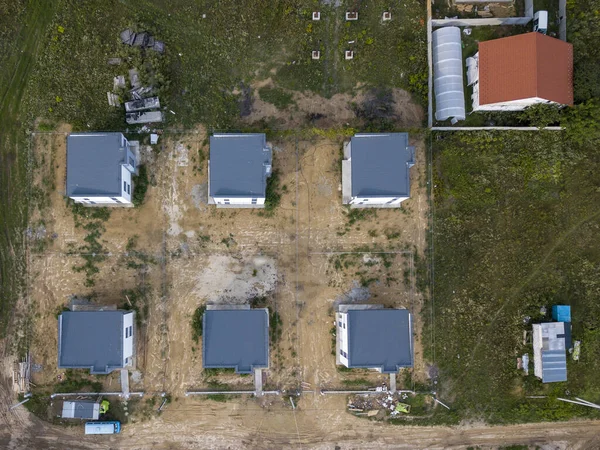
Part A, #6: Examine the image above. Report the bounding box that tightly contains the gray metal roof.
[61,401,99,419]
[347,309,413,372]
[66,133,127,197]
[202,309,269,373]
[350,133,414,197]
[209,134,272,198]
[541,350,567,383]
[58,311,128,374]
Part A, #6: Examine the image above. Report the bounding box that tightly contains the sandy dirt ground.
[245,78,424,129]
[3,126,596,449]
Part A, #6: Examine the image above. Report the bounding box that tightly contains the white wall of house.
[213,196,265,206]
[122,312,134,366]
[337,312,350,367]
[348,196,409,206]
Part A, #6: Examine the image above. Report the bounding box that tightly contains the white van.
[533,11,548,34]
[84,421,121,435]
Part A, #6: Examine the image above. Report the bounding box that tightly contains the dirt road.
[2,394,600,449]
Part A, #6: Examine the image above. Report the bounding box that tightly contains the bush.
[192,305,206,342]
[264,170,282,213]
[269,309,282,343]
[132,165,149,207]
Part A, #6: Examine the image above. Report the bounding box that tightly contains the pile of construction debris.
[107,29,166,126]
[12,354,31,394]
[120,29,164,53]
[124,68,162,125]
[347,392,413,419]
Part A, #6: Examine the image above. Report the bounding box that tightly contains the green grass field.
[429,130,600,423]
[0,1,56,337]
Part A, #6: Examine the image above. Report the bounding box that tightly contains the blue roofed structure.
[552,305,571,323]
[208,134,272,207]
[533,321,569,383]
[202,308,269,374]
[342,133,415,208]
[337,306,413,373]
[58,310,135,375]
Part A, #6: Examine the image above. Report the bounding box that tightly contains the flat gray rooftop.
[66,133,127,197]
[348,309,413,372]
[202,309,269,374]
[350,133,413,197]
[58,311,125,374]
[209,134,271,198]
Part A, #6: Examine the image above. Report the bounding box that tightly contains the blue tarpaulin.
[552,305,571,323]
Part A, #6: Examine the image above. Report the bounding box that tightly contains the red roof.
[478,33,573,106]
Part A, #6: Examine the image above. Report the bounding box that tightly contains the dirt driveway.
[2,391,600,449]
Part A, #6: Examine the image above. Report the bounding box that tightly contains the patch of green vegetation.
[191,305,206,342]
[264,170,282,214]
[269,309,282,344]
[343,207,377,226]
[206,394,230,402]
[569,0,600,102]
[121,284,150,327]
[204,368,235,376]
[429,130,600,424]
[220,234,236,248]
[70,204,111,287]
[330,325,337,356]
[341,378,370,387]
[55,369,103,393]
[258,86,295,109]
[132,165,149,207]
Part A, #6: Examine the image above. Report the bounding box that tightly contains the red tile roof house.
[468,33,573,111]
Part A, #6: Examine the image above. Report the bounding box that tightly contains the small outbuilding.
[532,321,570,383]
[470,32,573,111]
[336,305,413,373]
[58,310,135,375]
[66,133,137,206]
[61,400,100,420]
[342,133,414,207]
[208,134,272,208]
[202,307,269,374]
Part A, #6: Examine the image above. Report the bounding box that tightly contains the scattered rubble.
[120,29,165,53]
[347,392,416,419]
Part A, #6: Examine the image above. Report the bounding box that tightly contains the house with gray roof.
[66,133,137,206]
[336,305,413,373]
[342,133,415,207]
[58,310,135,374]
[202,307,269,374]
[533,321,570,383]
[208,134,272,208]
